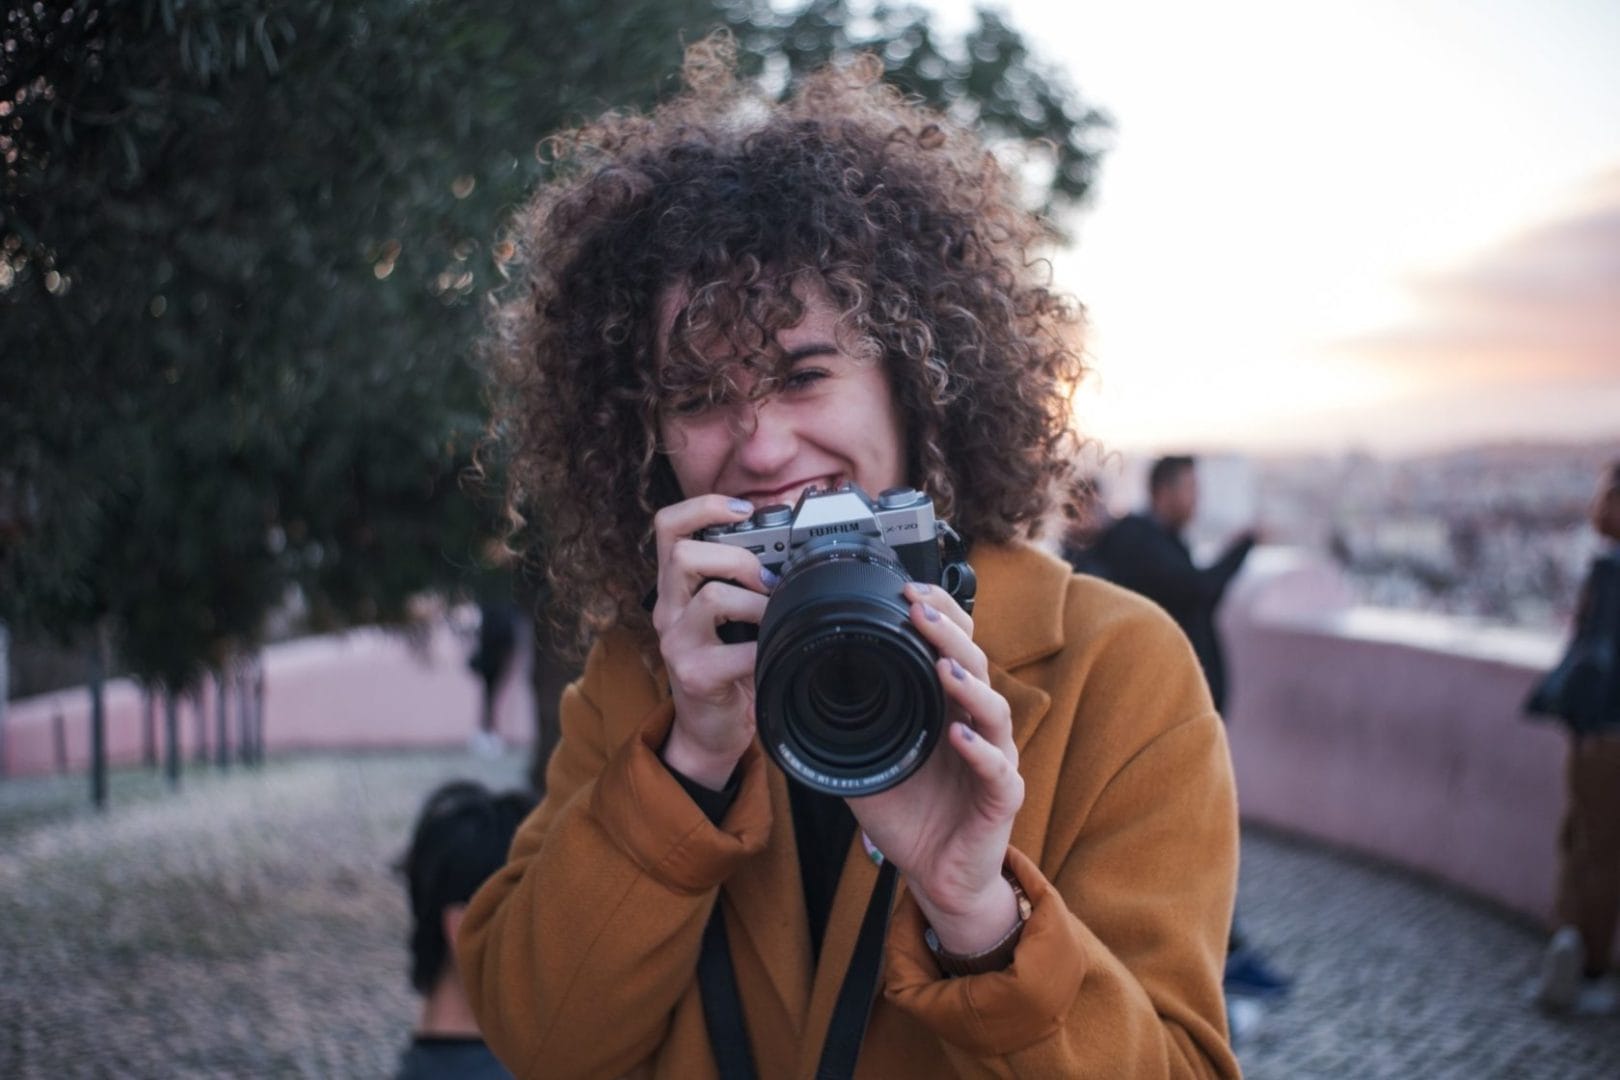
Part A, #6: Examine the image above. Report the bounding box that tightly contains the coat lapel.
[792,830,885,1079]
[967,542,1071,671]
[972,541,1066,753]
[993,662,1051,758]
[724,764,813,1042]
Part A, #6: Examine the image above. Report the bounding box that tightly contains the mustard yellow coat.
[460,542,1241,1079]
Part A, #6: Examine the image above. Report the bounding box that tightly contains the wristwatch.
[923,869,1033,977]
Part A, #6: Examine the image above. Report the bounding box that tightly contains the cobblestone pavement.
[1,753,1616,1078]
[1232,828,1620,1079]
[0,752,528,1079]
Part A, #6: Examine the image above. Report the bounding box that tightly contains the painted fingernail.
[957,721,975,741]
[949,657,967,680]
[923,603,942,623]
[728,498,754,515]
[760,566,780,590]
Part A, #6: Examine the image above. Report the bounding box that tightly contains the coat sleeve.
[884,607,1241,1079]
[456,630,774,1079]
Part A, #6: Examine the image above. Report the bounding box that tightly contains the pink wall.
[4,559,1604,959]
[1,616,533,778]
[1221,549,1597,949]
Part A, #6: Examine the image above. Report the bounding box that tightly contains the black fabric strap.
[815,860,898,1080]
[699,899,760,1080]
[697,860,899,1080]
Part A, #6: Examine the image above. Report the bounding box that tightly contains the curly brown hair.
[488,34,1087,654]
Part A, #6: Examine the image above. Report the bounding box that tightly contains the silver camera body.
[701,483,945,584]
[699,483,975,795]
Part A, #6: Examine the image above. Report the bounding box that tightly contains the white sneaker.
[1529,926,1584,1013]
[1226,996,1267,1049]
[468,730,506,759]
[1573,974,1620,1017]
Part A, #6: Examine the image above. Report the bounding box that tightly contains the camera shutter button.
[755,505,793,527]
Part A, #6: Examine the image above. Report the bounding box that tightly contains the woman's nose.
[729,399,797,474]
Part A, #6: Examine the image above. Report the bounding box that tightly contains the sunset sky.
[935,0,1620,454]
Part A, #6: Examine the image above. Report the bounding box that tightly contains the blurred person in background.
[396,781,537,1080]
[1081,455,1289,1015]
[1082,456,1256,715]
[457,35,1241,1078]
[467,599,522,758]
[1525,460,1620,1016]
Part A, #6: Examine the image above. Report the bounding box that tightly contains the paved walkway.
[1,752,1616,1078]
[1232,828,1619,1078]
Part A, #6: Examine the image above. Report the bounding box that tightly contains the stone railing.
[1220,547,1591,948]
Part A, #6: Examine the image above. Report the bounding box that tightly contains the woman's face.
[655,286,908,509]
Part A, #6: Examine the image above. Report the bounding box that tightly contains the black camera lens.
[803,645,888,724]
[754,534,945,796]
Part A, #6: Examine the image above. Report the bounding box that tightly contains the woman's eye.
[668,395,712,418]
[783,368,829,392]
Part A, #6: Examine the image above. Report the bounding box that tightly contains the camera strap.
[698,860,899,1080]
[698,894,760,1080]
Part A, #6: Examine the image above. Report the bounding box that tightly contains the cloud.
[1339,169,1620,389]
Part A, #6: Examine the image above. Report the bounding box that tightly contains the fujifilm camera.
[701,484,976,796]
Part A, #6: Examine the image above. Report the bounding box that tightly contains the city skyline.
[934,0,1620,454]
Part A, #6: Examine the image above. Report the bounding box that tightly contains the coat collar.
[966,542,1063,761]
[966,541,1073,670]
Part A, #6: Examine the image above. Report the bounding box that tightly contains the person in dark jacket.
[1527,460,1620,1016]
[467,600,521,756]
[1082,456,1256,710]
[1078,455,1286,1018]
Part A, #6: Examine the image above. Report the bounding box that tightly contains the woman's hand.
[651,495,774,790]
[848,582,1026,954]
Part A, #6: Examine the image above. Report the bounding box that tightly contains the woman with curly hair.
[459,36,1241,1079]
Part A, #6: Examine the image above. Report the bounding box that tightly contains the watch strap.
[923,868,1032,977]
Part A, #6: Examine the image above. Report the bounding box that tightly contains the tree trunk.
[235,661,253,765]
[192,685,209,764]
[0,619,9,779]
[247,655,266,766]
[89,621,109,810]
[164,688,181,788]
[142,687,157,769]
[214,667,230,769]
